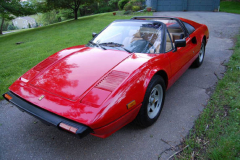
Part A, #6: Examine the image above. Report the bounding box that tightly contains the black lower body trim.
[3,91,92,138]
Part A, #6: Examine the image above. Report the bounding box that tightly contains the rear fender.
[196,25,209,45]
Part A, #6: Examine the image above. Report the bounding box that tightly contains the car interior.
[165,21,185,52]
[131,17,188,52]
[122,28,162,53]
[91,18,193,54]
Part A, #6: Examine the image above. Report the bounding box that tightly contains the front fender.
[88,53,171,133]
[143,54,171,91]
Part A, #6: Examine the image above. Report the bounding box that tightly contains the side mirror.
[174,39,186,52]
[92,32,98,38]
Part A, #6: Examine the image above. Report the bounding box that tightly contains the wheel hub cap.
[147,84,163,119]
[199,43,205,63]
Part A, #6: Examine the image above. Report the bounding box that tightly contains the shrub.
[99,6,112,13]
[60,9,74,19]
[1,21,9,31]
[124,10,132,14]
[7,24,17,30]
[123,0,144,11]
[109,0,119,6]
[94,6,112,14]
[118,0,129,10]
[124,2,132,11]
[132,5,140,11]
[131,0,142,6]
[108,0,119,10]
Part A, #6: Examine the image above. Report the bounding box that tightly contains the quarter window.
[166,31,173,52]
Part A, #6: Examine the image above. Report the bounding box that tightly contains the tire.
[192,39,206,68]
[134,75,166,127]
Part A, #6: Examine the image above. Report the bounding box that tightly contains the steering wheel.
[131,39,156,53]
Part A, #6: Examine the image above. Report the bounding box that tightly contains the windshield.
[91,21,163,53]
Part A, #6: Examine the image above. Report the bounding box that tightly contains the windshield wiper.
[99,42,132,53]
[99,42,122,47]
[89,41,106,50]
[119,46,132,53]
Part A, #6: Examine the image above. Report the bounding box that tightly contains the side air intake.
[33,57,57,71]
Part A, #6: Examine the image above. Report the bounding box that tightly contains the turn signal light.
[127,100,136,109]
[59,123,78,134]
[4,94,12,101]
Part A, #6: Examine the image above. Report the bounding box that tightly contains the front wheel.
[192,39,206,68]
[134,75,166,127]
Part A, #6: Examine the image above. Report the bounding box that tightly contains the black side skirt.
[3,91,92,139]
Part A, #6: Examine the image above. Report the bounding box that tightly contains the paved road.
[1,12,240,160]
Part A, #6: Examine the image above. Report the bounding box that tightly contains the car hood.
[30,46,131,101]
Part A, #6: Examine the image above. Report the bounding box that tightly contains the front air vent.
[33,57,57,71]
[96,71,129,91]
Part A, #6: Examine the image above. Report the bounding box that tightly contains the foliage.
[94,7,112,14]
[37,10,58,25]
[78,4,94,16]
[60,9,74,19]
[124,2,132,11]
[90,0,119,15]
[26,0,52,13]
[132,6,140,11]
[130,0,144,6]
[35,9,74,26]
[123,0,144,11]
[177,33,240,159]
[0,0,37,34]
[108,0,119,9]
[108,0,119,10]
[46,0,94,20]
[7,24,18,30]
[0,18,9,31]
[118,0,129,10]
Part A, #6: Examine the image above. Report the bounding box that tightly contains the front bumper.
[3,91,92,138]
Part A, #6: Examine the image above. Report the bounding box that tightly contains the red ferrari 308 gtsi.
[3,17,209,138]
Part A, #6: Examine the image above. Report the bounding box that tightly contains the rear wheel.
[134,75,166,127]
[192,39,205,68]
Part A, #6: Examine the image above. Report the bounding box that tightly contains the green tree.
[46,0,94,20]
[0,0,36,34]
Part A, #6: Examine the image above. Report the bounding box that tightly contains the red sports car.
[3,17,209,138]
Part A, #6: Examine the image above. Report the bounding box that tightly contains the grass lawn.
[177,33,240,159]
[0,12,152,100]
[220,1,240,14]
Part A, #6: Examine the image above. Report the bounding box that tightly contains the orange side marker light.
[127,100,136,109]
[4,94,12,101]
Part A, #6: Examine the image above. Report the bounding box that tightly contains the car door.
[165,27,195,85]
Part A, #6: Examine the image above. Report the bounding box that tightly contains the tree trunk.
[0,18,4,35]
[74,9,78,20]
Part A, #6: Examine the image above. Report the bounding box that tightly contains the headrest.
[133,30,141,38]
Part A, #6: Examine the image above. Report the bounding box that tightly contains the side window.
[183,22,195,34]
[166,30,173,52]
[167,20,185,42]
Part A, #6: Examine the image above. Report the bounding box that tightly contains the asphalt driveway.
[1,12,240,160]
